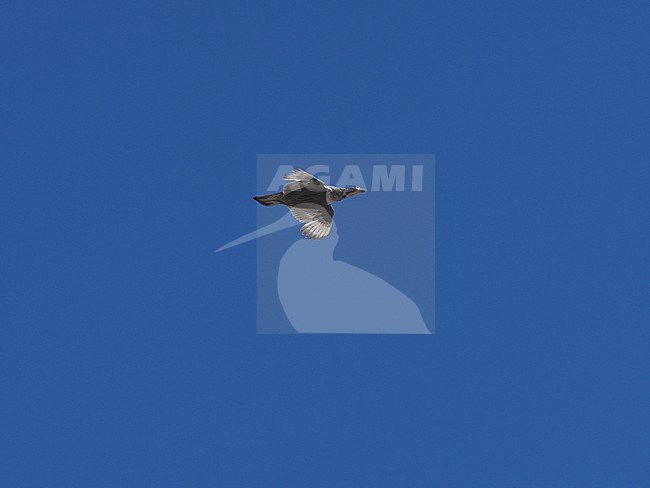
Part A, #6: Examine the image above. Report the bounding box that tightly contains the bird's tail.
[253,192,283,206]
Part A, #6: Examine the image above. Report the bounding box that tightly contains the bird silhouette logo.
[216,161,432,334]
[253,168,365,240]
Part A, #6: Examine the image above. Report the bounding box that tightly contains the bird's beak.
[344,187,366,198]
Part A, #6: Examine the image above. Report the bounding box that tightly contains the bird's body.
[254,168,365,239]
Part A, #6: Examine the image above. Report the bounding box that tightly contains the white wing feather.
[288,203,333,240]
[283,168,326,186]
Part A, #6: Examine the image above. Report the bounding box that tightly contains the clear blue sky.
[1,1,648,486]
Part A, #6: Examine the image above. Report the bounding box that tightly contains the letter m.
[371,165,405,191]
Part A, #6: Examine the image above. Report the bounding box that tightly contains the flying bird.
[253,168,365,239]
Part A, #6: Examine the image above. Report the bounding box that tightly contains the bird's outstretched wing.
[283,168,326,186]
[288,203,334,240]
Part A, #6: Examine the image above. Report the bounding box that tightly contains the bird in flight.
[253,168,366,239]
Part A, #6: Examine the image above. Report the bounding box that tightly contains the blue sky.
[1,1,649,486]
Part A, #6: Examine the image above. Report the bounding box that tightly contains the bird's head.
[343,186,366,199]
